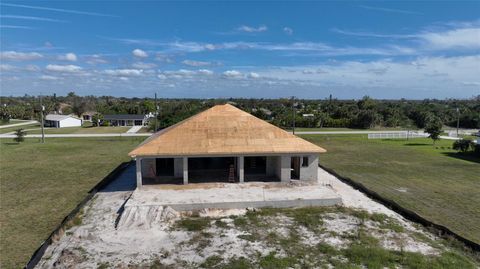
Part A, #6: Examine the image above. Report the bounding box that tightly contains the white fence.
[368,131,428,140]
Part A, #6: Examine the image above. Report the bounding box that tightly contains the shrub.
[452,139,473,152]
[13,128,26,143]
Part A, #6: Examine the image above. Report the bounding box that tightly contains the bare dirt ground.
[35,167,476,268]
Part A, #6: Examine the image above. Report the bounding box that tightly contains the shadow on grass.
[2,142,20,146]
[442,152,480,164]
[404,143,432,146]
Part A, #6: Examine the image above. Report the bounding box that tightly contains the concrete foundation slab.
[125,181,342,211]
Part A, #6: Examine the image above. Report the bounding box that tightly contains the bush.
[13,128,26,143]
[452,139,473,152]
[473,144,480,157]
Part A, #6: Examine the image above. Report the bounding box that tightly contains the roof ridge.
[129,104,326,157]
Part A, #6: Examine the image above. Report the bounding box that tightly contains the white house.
[44,114,82,128]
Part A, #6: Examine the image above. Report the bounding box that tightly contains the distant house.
[81,111,96,122]
[45,114,82,128]
[102,114,151,126]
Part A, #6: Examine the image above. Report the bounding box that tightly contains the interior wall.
[141,158,156,178]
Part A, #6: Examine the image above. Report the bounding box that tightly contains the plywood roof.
[129,104,326,157]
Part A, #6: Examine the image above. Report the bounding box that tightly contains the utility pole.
[291,96,296,135]
[154,93,159,132]
[456,107,460,137]
[40,95,45,143]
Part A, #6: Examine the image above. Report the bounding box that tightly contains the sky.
[0,1,479,99]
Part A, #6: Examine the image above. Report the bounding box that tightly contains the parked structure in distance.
[44,114,82,128]
[80,111,96,122]
[129,104,326,188]
[102,114,152,126]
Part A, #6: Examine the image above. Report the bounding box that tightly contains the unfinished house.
[129,104,326,187]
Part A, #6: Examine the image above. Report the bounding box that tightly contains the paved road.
[0,120,38,129]
[127,126,143,133]
[0,133,151,138]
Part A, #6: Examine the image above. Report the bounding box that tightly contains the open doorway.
[188,157,235,183]
[142,158,183,185]
[291,156,300,180]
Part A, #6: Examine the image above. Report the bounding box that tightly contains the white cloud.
[86,54,108,65]
[132,49,148,58]
[420,27,480,50]
[25,64,40,71]
[223,70,243,78]
[0,51,43,61]
[247,72,260,78]
[1,15,67,23]
[332,24,480,51]
[0,64,16,71]
[257,55,480,94]
[40,75,59,80]
[237,25,268,33]
[58,52,77,61]
[182,60,211,67]
[46,64,82,73]
[104,69,143,76]
[283,27,293,35]
[198,69,214,75]
[132,62,157,69]
[358,5,423,15]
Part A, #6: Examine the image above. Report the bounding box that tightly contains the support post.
[238,156,244,183]
[183,157,188,184]
[136,157,142,189]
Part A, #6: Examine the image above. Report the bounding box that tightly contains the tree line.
[1,93,479,131]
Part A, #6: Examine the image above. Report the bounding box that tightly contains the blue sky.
[1,1,479,99]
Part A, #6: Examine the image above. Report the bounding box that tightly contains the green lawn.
[0,120,24,126]
[26,126,131,134]
[0,137,145,268]
[0,123,40,134]
[302,134,480,244]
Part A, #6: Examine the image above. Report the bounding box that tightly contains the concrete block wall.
[299,154,319,181]
[266,156,277,177]
[141,158,156,178]
[174,158,183,178]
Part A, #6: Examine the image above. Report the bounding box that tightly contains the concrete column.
[183,157,188,184]
[280,155,291,182]
[238,156,244,183]
[136,157,142,189]
[174,158,183,178]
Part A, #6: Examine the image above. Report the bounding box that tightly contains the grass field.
[0,137,145,268]
[25,126,131,134]
[0,123,40,134]
[0,120,24,126]
[302,134,480,244]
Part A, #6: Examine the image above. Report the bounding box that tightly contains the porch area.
[126,177,342,211]
[136,154,319,187]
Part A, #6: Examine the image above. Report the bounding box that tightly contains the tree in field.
[354,110,379,129]
[424,116,443,144]
[452,139,473,153]
[14,129,26,143]
[91,113,103,127]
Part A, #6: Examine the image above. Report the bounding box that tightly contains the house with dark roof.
[102,114,152,126]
